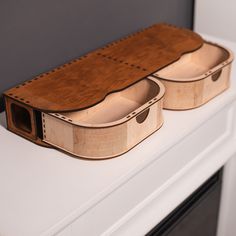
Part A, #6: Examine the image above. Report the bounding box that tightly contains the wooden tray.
[153,42,234,110]
[42,77,165,159]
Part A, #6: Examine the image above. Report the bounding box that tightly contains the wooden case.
[153,42,234,110]
[4,24,234,159]
[41,77,165,159]
[3,23,204,158]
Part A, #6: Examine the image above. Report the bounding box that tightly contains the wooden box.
[153,42,234,110]
[42,77,164,159]
[5,23,233,159]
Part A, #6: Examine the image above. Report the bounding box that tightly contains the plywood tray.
[153,42,234,110]
[42,77,165,159]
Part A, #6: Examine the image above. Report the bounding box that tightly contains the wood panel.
[4,23,203,113]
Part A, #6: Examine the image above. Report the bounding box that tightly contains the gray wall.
[0,0,194,112]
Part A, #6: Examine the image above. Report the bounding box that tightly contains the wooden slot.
[11,103,32,133]
[4,97,50,147]
[42,77,165,159]
[154,42,234,110]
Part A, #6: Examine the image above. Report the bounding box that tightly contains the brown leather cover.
[4,23,203,112]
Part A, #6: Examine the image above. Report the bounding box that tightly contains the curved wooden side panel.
[158,64,231,110]
[42,99,163,159]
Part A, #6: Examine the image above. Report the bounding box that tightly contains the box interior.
[60,79,159,124]
[11,103,32,133]
[157,42,229,79]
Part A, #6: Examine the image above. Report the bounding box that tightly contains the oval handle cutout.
[211,69,222,82]
[136,108,150,124]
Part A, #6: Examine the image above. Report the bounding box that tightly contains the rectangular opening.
[34,110,43,139]
[11,103,32,133]
[146,168,223,236]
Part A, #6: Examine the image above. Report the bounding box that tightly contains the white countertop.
[1,34,236,236]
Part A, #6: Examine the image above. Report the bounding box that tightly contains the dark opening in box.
[11,103,32,133]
